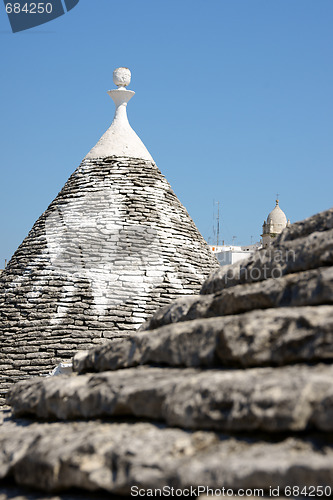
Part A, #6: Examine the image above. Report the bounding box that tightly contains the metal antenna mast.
[212,200,221,246]
[216,201,220,247]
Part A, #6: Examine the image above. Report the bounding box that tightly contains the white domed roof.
[262,199,289,246]
[267,200,287,229]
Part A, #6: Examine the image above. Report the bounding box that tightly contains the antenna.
[232,235,237,245]
[212,200,221,246]
[216,201,220,247]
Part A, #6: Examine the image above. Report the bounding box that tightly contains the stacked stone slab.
[0,69,218,404]
[0,207,332,499]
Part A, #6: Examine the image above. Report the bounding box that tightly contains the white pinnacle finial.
[113,67,131,89]
[85,67,153,161]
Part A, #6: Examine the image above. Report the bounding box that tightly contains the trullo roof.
[0,67,218,404]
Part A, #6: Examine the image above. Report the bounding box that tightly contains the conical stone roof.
[0,67,218,403]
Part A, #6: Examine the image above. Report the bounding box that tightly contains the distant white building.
[210,243,261,266]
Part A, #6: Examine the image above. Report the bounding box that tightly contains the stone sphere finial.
[113,67,131,88]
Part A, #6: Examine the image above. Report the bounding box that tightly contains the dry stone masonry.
[0,68,218,403]
[0,206,332,499]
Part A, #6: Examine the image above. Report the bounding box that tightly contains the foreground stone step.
[0,414,333,495]
[277,207,333,243]
[143,267,333,330]
[201,219,333,295]
[0,485,113,500]
[8,364,333,433]
[73,306,333,372]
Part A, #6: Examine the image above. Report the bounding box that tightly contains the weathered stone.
[2,201,333,498]
[8,364,333,433]
[143,267,333,330]
[0,487,111,500]
[0,414,333,495]
[277,207,333,242]
[73,306,333,372]
[140,295,199,331]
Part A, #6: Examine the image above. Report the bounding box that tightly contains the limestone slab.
[7,364,333,433]
[143,267,333,330]
[73,306,333,372]
[0,415,333,495]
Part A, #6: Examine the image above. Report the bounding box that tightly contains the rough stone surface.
[1,207,333,496]
[141,267,333,330]
[0,487,111,500]
[73,305,333,372]
[0,156,218,400]
[277,207,333,242]
[8,364,333,432]
[1,413,333,495]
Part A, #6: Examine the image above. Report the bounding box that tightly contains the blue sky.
[1,0,332,266]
